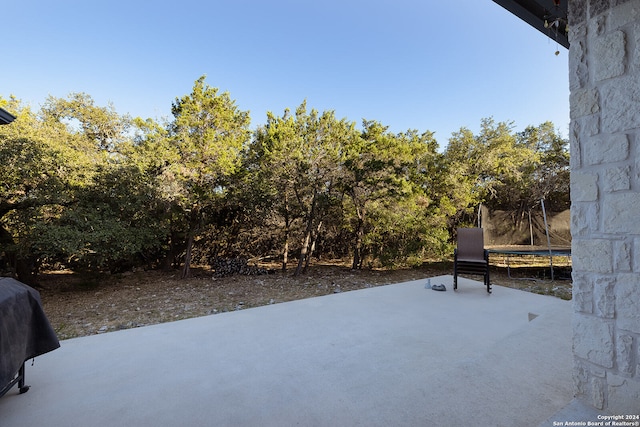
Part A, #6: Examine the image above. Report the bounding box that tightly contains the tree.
[513,122,570,212]
[290,104,354,275]
[123,116,186,269]
[167,76,251,277]
[0,97,98,282]
[442,118,532,229]
[341,121,445,268]
[41,92,131,152]
[249,102,355,275]
[2,85,570,280]
[249,107,305,271]
[32,162,168,273]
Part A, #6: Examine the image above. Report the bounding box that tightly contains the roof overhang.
[492,0,569,48]
[0,107,16,125]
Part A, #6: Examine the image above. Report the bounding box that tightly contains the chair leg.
[453,260,458,291]
[484,251,491,293]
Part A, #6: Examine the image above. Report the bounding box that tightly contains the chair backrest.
[456,228,485,260]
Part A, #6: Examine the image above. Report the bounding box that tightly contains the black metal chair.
[453,228,491,293]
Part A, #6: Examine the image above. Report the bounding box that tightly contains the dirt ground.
[36,261,573,340]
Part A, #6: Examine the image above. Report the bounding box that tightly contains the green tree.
[249,102,355,275]
[0,96,99,281]
[512,122,570,212]
[35,94,165,274]
[249,107,305,271]
[33,162,167,273]
[124,116,185,269]
[442,118,531,229]
[167,76,251,277]
[341,121,445,268]
[41,92,131,152]
[288,103,353,276]
[1,94,174,278]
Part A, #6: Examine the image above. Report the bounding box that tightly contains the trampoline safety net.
[479,205,571,249]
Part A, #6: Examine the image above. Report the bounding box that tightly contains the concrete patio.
[1,275,585,426]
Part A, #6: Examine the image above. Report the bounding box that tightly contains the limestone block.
[616,333,634,375]
[569,3,587,27]
[583,134,629,165]
[591,376,606,410]
[615,273,640,334]
[573,293,593,314]
[583,114,600,136]
[573,313,615,367]
[573,239,613,273]
[638,340,640,376]
[570,121,582,169]
[594,31,626,81]
[571,172,598,202]
[572,62,589,93]
[603,193,640,234]
[613,239,632,271]
[570,88,600,119]
[571,201,599,236]
[633,24,640,73]
[604,165,631,192]
[601,76,640,133]
[610,1,640,30]
[574,357,589,395]
[607,374,640,414]
[635,238,640,271]
[594,276,616,318]
[569,39,588,90]
[574,286,594,314]
[573,272,594,313]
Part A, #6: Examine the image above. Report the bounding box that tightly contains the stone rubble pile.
[212,257,269,278]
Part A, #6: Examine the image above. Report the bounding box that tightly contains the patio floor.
[1,275,577,426]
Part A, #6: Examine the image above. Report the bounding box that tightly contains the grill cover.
[1,277,60,389]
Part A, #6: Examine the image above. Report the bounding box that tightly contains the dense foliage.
[0,77,569,283]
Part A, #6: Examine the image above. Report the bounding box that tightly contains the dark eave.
[492,0,569,48]
[0,107,16,125]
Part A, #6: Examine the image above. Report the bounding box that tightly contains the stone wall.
[569,0,640,413]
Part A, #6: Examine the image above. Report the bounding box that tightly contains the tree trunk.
[351,206,365,270]
[181,208,201,279]
[282,198,290,272]
[352,234,362,270]
[294,191,317,277]
[181,233,194,279]
[294,228,311,277]
[304,221,322,272]
[162,231,185,271]
[282,239,289,272]
[16,257,38,286]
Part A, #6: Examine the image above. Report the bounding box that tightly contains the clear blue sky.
[2,0,570,148]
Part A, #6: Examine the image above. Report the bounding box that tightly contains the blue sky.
[2,0,569,148]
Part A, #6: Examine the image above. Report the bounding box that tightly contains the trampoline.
[477,199,571,281]
[488,247,571,280]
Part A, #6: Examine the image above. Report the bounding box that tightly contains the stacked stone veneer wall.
[569,0,640,413]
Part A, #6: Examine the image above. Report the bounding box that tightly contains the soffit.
[492,0,569,48]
